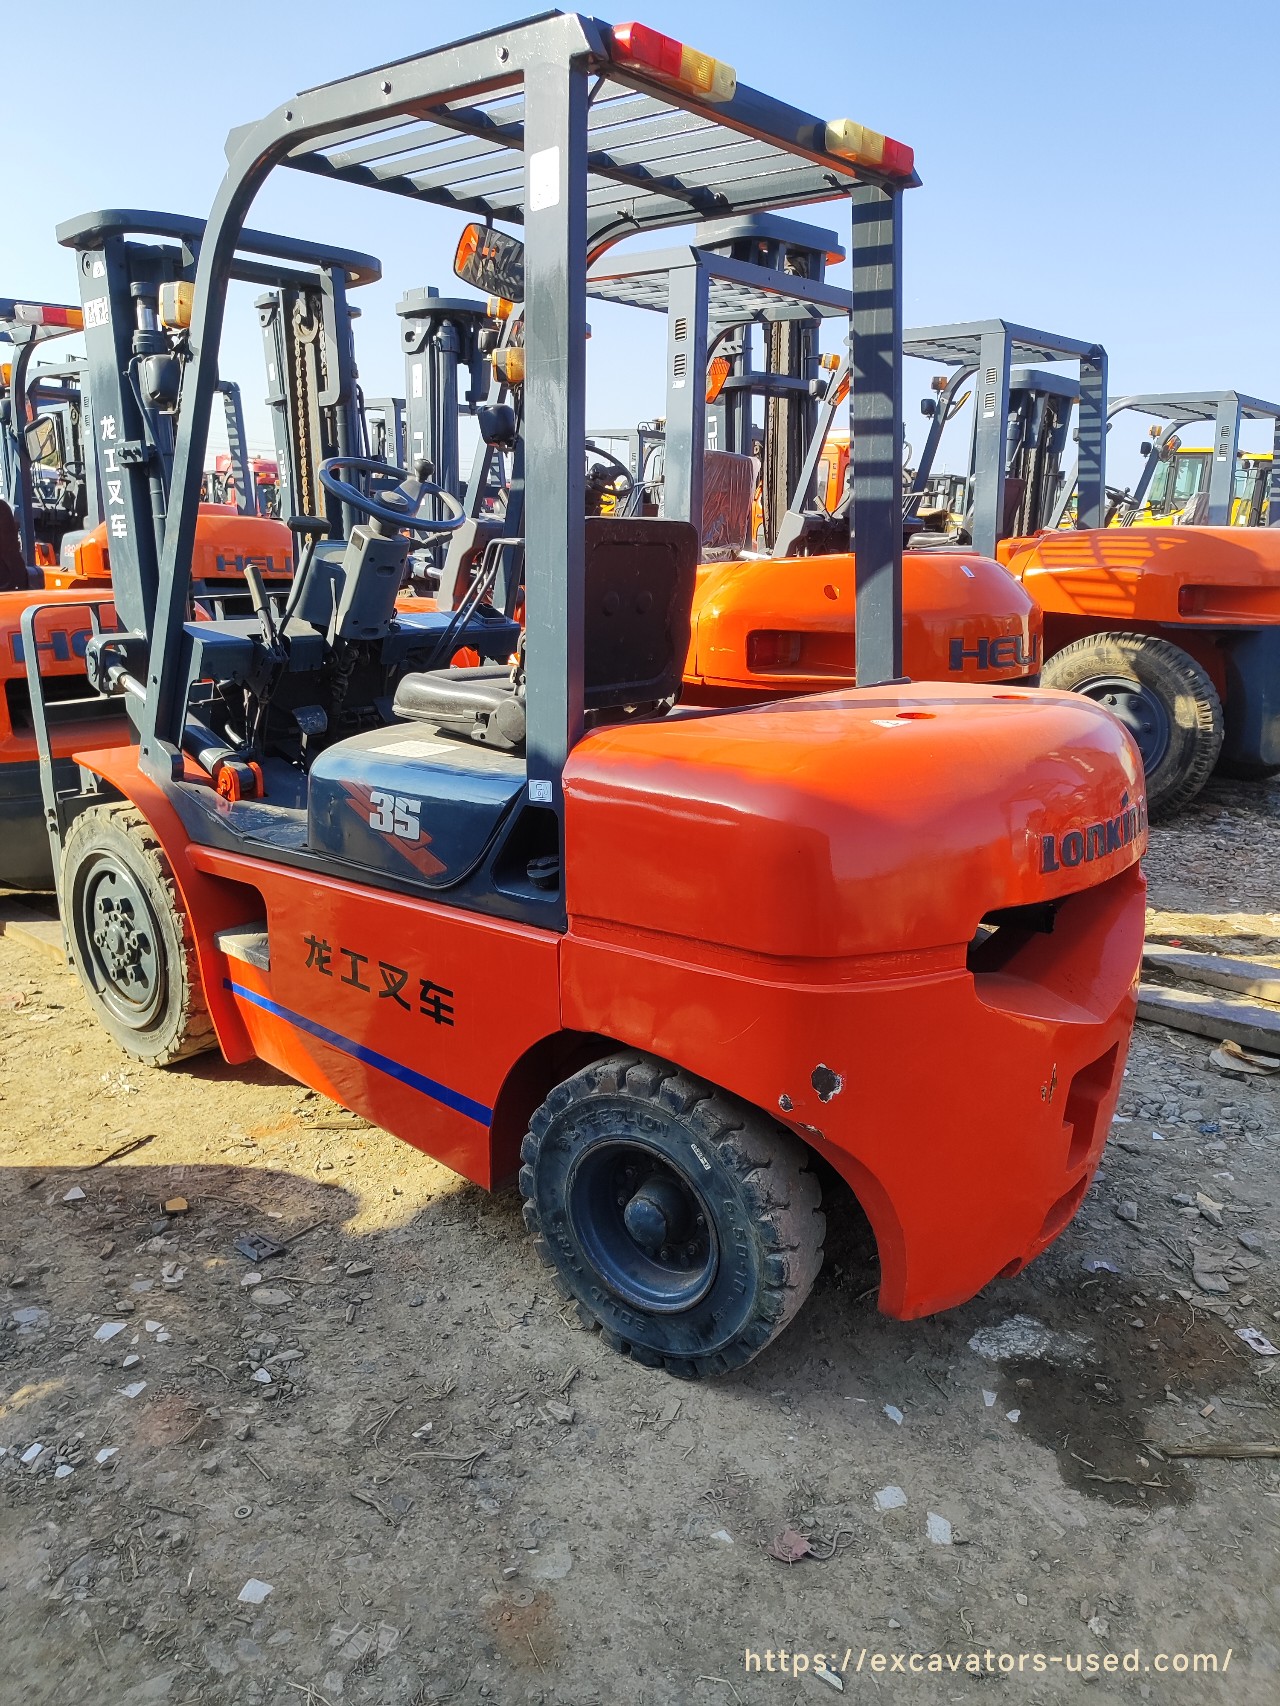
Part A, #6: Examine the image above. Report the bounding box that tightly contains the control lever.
[243,561,281,652]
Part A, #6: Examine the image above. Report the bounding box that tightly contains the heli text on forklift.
[29,13,1147,1378]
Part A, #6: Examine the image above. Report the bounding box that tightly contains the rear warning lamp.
[747,630,804,672]
[705,355,731,403]
[158,281,194,330]
[824,118,914,179]
[610,23,737,103]
[11,302,83,330]
[491,345,525,386]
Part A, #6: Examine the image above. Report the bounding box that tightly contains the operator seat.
[700,449,755,559]
[392,517,698,750]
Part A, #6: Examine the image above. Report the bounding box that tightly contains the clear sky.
[7,0,1279,480]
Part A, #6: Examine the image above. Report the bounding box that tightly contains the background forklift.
[439,215,1041,699]
[900,319,1280,812]
[1101,391,1280,528]
[31,13,1145,1378]
[0,217,381,888]
[1,295,125,887]
[1,297,90,586]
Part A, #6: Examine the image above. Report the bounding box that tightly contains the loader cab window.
[1232,459,1268,526]
[1145,450,1209,516]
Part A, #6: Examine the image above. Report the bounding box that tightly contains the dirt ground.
[2,772,1279,1706]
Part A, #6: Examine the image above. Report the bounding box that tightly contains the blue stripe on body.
[224,979,492,1128]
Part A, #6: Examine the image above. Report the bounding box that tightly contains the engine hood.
[564,682,1145,961]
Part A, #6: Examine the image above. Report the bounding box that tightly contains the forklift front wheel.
[1041,632,1223,817]
[519,1053,825,1379]
[61,804,217,1066]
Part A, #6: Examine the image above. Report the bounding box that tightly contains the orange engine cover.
[999,526,1280,626]
[45,505,294,591]
[685,549,1041,700]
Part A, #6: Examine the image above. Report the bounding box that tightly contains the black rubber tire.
[519,1052,825,1379]
[1041,631,1223,817]
[60,803,217,1066]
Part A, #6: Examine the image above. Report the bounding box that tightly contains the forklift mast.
[258,279,365,540]
[55,210,380,638]
[697,216,838,545]
[584,215,849,549]
[903,320,1108,557]
[396,287,490,499]
[362,396,406,467]
[1000,368,1079,537]
[214,378,255,516]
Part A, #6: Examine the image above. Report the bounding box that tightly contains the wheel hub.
[567,1140,718,1313]
[622,1174,690,1252]
[1077,674,1171,772]
[77,859,164,1027]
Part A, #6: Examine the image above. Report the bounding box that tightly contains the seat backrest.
[581,516,698,711]
[283,539,347,637]
[700,449,755,558]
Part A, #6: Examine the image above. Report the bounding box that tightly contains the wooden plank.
[1137,983,1280,1054]
[0,899,68,968]
[1146,909,1280,944]
[1143,943,1280,1003]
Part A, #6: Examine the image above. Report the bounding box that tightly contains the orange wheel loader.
[32,16,1146,1377]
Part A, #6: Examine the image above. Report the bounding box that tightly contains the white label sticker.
[411,362,424,399]
[83,296,110,329]
[528,779,553,803]
[367,738,456,759]
[528,146,561,212]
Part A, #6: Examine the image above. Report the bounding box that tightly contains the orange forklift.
[432,216,1040,700]
[573,218,1041,698]
[902,320,1280,812]
[32,15,1146,1376]
[0,218,380,888]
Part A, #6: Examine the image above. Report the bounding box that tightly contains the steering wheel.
[585,441,634,497]
[318,455,466,535]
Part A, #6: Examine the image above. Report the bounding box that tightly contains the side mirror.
[454,223,525,301]
[24,415,61,469]
[920,397,936,419]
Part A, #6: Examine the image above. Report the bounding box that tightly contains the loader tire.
[519,1052,825,1379]
[61,803,217,1066]
[1041,631,1223,817]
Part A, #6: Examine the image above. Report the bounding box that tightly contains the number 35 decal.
[368,790,421,841]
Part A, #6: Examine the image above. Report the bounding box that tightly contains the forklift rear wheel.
[519,1053,825,1378]
[61,804,217,1066]
[1041,632,1223,817]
